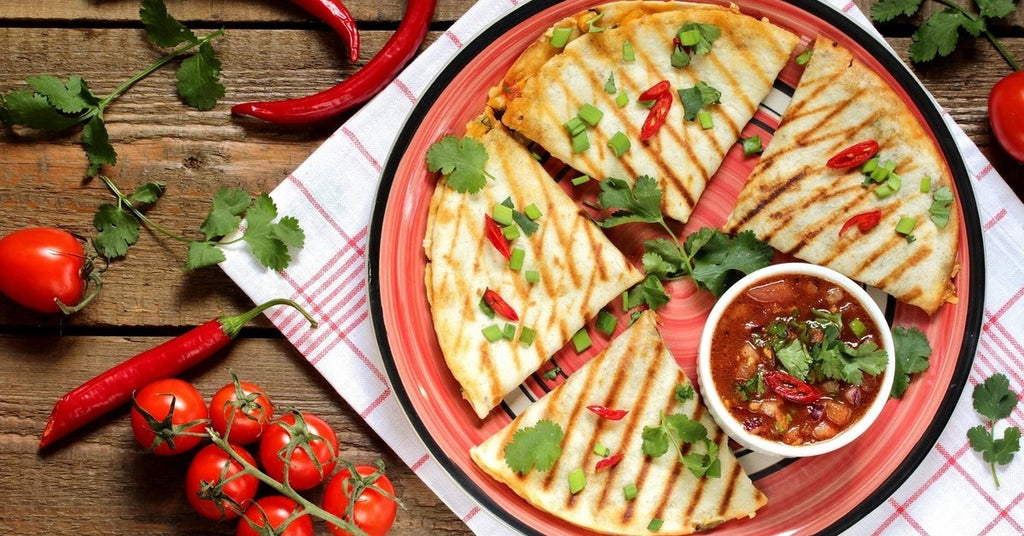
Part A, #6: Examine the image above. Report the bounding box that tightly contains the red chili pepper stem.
[38,299,317,449]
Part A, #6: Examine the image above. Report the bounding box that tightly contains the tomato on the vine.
[322,462,399,536]
[0,227,99,313]
[130,378,208,455]
[258,412,338,490]
[210,375,273,445]
[989,70,1024,162]
[236,495,314,536]
[185,443,260,520]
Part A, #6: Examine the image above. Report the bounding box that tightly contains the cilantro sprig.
[0,0,225,177]
[641,411,721,478]
[504,420,565,475]
[425,135,496,194]
[871,0,1020,69]
[968,374,1021,488]
[890,326,932,398]
[94,176,304,271]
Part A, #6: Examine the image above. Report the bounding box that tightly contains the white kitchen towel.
[220,0,1024,533]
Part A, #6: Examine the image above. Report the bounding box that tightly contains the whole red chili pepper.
[826,140,879,169]
[586,404,629,420]
[484,215,512,260]
[291,0,361,62]
[764,370,822,404]
[839,209,882,236]
[482,289,518,321]
[232,0,436,124]
[38,299,317,449]
[595,453,624,471]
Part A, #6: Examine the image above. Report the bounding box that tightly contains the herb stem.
[98,175,192,244]
[987,421,1001,488]
[928,0,1020,71]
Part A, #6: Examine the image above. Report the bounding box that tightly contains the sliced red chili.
[640,92,672,142]
[484,215,512,260]
[586,404,629,420]
[637,80,671,101]
[826,140,880,169]
[839,209,882,237]
[482,289,518,321]
[764,370,822,404]
[595,453,624,471]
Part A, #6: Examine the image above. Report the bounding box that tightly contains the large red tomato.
[989,70,1024,161]
[185,443,260,521]
[130,378,208,455]
[258,412,338,490]
[0,227,94,313]
[321,463,398,536]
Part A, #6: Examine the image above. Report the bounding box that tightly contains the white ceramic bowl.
[697,262,895,457]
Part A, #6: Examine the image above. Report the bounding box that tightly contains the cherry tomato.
[825,140,879,169]
[210,376,274,445]
[322,464,398,536]
[237,495,313,536]
[185,443,260,520]
[989,70,1024,162]
[0,227,94,313]
[130,378,208,455]
[258,412,338,490]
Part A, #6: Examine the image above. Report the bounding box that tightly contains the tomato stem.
[55,269,103,314]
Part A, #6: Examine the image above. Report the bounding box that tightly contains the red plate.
[368,0,984,534]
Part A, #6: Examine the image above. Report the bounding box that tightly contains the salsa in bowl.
[697,263,896,457]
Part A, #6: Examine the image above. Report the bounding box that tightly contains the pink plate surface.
[369,1,983,534]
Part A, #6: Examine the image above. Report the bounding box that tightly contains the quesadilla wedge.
[470,311,767,535]
[424,117,643,419]
[500,2,800,223]
[723,36,959,315]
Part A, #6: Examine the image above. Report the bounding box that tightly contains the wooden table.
[0,1,1020,534]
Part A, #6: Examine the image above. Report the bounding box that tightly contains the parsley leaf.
[504,420,564,475]
[677,81,721,122]
[890,326,932,398]
[969,373,1021,487]
[425,135,494,194]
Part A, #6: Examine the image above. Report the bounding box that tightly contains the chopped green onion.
[929,185,954,228]
[520,326,537,346]
[586,12,605,33]
[648,518,664,532]
[920,176,932,193]
[895,216,917,236]
[568,468,586,494]
[593,443,611,457]
[615,91,629,108]
[563,116,587,136]
[502,224,521,241]
[482,324,503,342]
[623,41,635,61]
[572,328,592,353]
[550,26,573,48]
[608,131,631,157]
[542,364,560,379]
[742,136,763,156]
[530,150,542,161]
[479,296,495,318]
[677,28,702,46]
[578,103,604,126]
[870,159,896,182]
[525,269,540,283]
[849,317,868,339]
[596,310,617,336]
[795,48,813,65]
[671,47,690,68]
[510,247,525,271]
[697,110,714,130]
[503,323,516,340]
[875,173,902,199]
[492,203,514,226]
[629,309,643,325]
[861,156,879,174]
[523,203,543,220]
[604,73,617,94]
[572,131,590,153]
[623,483,638,501]
[571,175,591,186]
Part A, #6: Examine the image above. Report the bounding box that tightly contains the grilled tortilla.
[723,36,959,315]
[424,118,643,419]
[500,2,800,223]
[470,311,767,535]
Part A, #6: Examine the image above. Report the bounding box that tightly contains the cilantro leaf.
[186,240,227,270]
[200,188,251,239]
[871,0,924,22]
[976,0,1017,19]
[666,413,707,443]
[500,198,539,236]
[425,135,493,194]
[675,383,695,403]
[643,412,720,478]
[687,229,774,297]
[776,339,812,380]
[271,216,306,249]
[626,274,671,310]
[243,227,291,271]
[678,22,721,55]
[92,203,143,258]
[909,9,968,63]
[891,326,932,398]
[641,424,670,457]
[177,42,224,111]
[596,176,665,228]
[0,89,83,131]
[973,373,1018,421]
[140,0,197,47]
[504,420,564,475]
[128,182,166,205]
[26,75,96,114]
[82,115,117,176]
[677,81,721,122]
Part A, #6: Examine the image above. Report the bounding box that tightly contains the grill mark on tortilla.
[872,240,933,294]
[781,179,871,256]
[731,169,808,232]
[546,355,600,494]
[714,429,741,517]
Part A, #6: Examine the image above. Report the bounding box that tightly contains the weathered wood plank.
[0,334,470,535]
